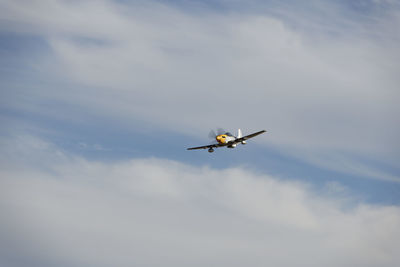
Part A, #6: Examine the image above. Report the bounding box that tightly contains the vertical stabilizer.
[237,129,242,138]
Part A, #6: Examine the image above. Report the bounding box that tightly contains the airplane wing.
[235,130,266,143]
[187,143,223,150]
[187,130,266,150]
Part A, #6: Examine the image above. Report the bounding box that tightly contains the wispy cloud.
[288,148,400,183]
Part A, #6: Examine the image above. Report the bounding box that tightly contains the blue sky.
[1,0,400,266]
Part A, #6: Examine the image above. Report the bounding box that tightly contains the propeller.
[217,128,226,135]
[208,130,217,139]
[209,128,227,140]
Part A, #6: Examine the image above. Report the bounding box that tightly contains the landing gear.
[208,148,214,153]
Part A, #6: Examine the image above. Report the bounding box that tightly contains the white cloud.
[0,1,399,178]
[0,135,399,266]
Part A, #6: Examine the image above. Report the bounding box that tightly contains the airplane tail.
[237,129,242,138]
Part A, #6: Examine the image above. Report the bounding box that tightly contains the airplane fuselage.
[216,134,236,144]
[216,133,246,148]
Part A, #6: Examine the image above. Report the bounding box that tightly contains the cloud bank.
[1,135,399,266]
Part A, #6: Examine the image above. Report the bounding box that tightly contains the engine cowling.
[228,144,237,148]
[208,148,214,153]
[241,140,247,145]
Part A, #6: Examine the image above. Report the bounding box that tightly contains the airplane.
[187,129,266,153]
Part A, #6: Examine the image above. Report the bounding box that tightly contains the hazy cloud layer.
[1,135,400,266]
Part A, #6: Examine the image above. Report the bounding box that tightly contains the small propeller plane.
[187,129,266,153]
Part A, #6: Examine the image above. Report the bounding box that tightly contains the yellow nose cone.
[216,135,226,144]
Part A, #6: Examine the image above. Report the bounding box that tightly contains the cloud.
[1,2,399,264]
[0,1,399,178]
[1,135,399,266]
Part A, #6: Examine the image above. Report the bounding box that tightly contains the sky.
[0,0,400,266]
